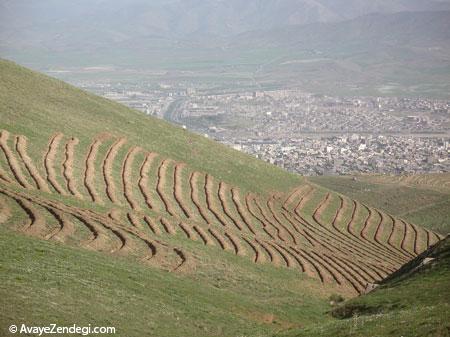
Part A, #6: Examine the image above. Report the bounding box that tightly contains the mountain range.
[2,0,450,41]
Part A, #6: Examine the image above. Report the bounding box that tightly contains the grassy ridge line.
[0,58,301,195]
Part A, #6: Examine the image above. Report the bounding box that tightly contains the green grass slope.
[278,236,450,337]
[310,175,450,235]
[0,227,332,337]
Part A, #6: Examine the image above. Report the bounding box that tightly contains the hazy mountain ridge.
[2,2,450,96]
[231,10,450,49]
[1,0,450,45]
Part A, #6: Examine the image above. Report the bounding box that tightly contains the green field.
[0,227,336,337]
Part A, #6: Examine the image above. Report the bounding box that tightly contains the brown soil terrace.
[0,129,444,295]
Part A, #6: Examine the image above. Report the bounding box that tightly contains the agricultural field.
[0,59,448,336]
[310,175,450,235]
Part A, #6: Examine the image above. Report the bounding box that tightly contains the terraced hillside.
[0,129,444,295]
[311,174,450,234]
[0,59,446,336]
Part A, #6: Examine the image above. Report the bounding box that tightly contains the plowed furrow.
[104,221,157,260]
[144,215,162,235]
[414,226,429,253]
[360,205,374,240]
[131,234,157,260]
[208,228,231,251]
[312,192,332,225]
[331,196,345,228]
[283,185,308,210]
[1,185,161,259]
[173,163,192,218]
[204,174,231,227]
[70,214,99,243]
[218,182,243,231]
[125,217,157,259]
[274,243,305,272]
[288,247,325,282]
[373,210,386,245]
[266,198,298,244]
[388,217,415,258]
[122,146,142,211]
[245,194,277,240]
[290,211,398,269]
[255,197,289,242]
[261,240,289,267]
[230,188,257,235]
[317,253,362,294]
[11,195,47,235]
[193,225,213,245]
[84,137,105,203]
[44,133,67,195]
[347,258,386,281]
[15,135,50,192]
[410,223,420,255]
[322,254,366,293]
[189,172,213,224]
[127,212,145,230]
[242,237,262,263]
[251,195,285,241]
[425,228,431,248]
[102,137,127,204]
[294,185,315,214]
[138,152,158,210]
[349,210,410,265]
[280,211,315,247]
[107,209,122,222]
[362,261,389,280]
[76,215,125,253]
[48,209,76,242]
[355,254,388,279]
[42,206,68,239]
[343,202,407,264]
[62,137,83,198]
[160,217,176,235]
[178,222,195,240]
[301,249,342,285]
[156,159,177,216]
[228,231,248,256]
[400,220,417,256]
[254,239,279,265]
[384,215,415,259]
[0,131,33,189]
[331,255,375,284]
[351,206,407,264]
[346,200,358,235]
